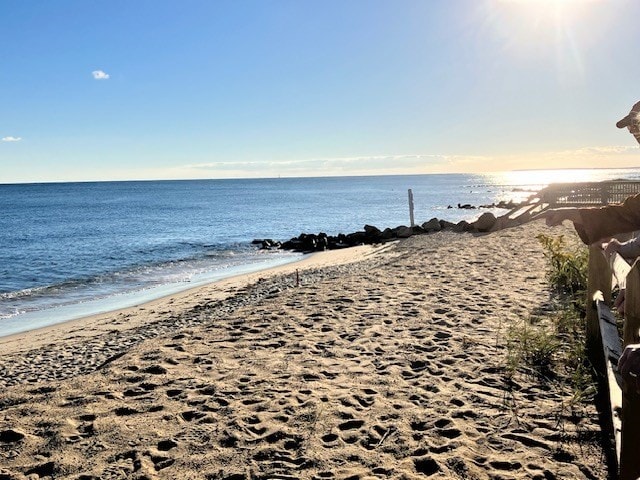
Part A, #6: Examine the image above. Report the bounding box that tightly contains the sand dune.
[0,222,607,479]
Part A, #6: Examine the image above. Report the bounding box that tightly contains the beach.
[0,221,608,479]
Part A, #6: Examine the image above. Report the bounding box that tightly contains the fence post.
[408,189,415,227]
[601,184,609,205]
[586,245,611,369]
[620,260,640,480]
[623,260,640,346]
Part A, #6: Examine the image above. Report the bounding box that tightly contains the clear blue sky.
[1,0,638,183]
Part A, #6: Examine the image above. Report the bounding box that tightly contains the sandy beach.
[0,221,608,479]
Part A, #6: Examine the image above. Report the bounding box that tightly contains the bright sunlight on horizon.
[0,0,637,184]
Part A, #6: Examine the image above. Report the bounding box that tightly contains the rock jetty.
[254,212,502,253]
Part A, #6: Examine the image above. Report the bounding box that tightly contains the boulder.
[346,231,367,245]
[363,224,382,243]
[439,220,456,230]
[364,224,381,236]
[395,226,414,238]
[298,233,318,251]
[473,212,497,232]
[281,238,304,251]
[421,218,441,232]
[452,220,473,233]
[316,233,329,250]
[260,239,282,250]
[381,228,396,240]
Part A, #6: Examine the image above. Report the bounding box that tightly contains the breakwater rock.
[254,213,499,253]
[448,200,523,210]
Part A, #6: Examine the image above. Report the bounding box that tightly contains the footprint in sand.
[157,439,178,451]
[413,456,441,476]
[336,418,365,445]
[62,414,97,443]
[114,406,141,416]
[181,410,207,422]
[314,471,335,479]
[166,388,186,399]
[321,432,340,447]
[0,428,26,444]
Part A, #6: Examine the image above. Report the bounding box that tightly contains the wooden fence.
[498,180,640,476]
[541,181,640,207]
[587,245,640,479]
[498,181,640,228]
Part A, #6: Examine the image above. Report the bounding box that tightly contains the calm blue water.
[1,169,639,336]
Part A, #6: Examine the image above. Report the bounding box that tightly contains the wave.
[0,244,298,320]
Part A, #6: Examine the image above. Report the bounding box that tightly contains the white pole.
[408,189,415,227]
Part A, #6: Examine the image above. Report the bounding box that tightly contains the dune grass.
[504,234,595,412]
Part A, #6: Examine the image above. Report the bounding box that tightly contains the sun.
[499,0,597,4]
[497,0,598,14]
[496,0,599,19]
[485,0,602,85]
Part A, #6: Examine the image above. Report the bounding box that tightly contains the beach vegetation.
[505,234,595,418]
[504,303,597,427]
[535,233,588,295]
[506,321,560,378]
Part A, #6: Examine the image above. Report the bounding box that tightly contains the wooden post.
[594,293,624,468]
[586,245,611,368]
[620,260,640,479]
[620,379,640,479]
[623,260,640,346]
[408,189,415,227]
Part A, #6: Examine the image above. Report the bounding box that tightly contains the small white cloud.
[92,70,110,80]
[2,136,22,142]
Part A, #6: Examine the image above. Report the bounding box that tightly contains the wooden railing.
[587,245,640,479]
[541,181,640,207]
[497,181,640,228]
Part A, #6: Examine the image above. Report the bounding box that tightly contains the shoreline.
[0,242,394,357]
[0,252,304,339]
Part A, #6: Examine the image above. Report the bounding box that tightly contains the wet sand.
[0,222,608,479]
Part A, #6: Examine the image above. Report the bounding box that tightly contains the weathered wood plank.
[624,260,640,346]
[594,294,623,466]
[620,260,640,480]
[589,247,640,479]
[620,383,640,480]
[587,246,612,366]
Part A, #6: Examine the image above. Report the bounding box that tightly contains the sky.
[1,0,639,183]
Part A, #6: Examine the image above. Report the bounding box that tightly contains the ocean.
[1,168,639,337]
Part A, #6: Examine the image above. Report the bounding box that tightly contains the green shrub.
[506,320,560,379]
[536,233,588,295]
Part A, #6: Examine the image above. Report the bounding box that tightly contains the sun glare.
[496,169,606,188]
[497,0,602,22]
[496,0,597,23]
[486,0,602,86]
[499,0,598,5]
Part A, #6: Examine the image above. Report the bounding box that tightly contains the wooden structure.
[497,180,640,227]
[540,181,640,207]
[587,245,640,479]
[513,180,640,477]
